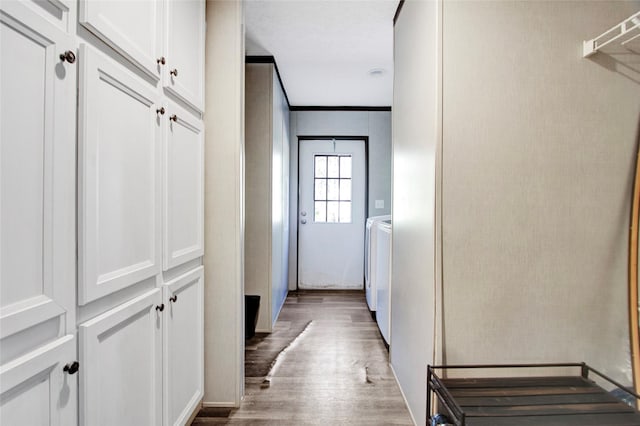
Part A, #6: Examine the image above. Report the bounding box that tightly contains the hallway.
[194,291,413,425]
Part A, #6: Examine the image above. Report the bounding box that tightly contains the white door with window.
[298,139,365,289]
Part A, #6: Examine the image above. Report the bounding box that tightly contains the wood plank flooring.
[193,291,413,425]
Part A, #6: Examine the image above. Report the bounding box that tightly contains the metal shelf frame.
[583,11,640,57]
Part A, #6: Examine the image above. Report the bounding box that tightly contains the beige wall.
[245,64,273,332]
[390,1,441,423]
[244,63,290,332]
[441,0,640,384]
[203,0,244,407]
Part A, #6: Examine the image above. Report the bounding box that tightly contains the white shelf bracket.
[583,11,640,58]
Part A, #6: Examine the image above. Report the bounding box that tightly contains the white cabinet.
[78,44,162,305]
[78,0,205,112]
[78,0,162,81]
[0,0,76,341]
[1,0,205,424]
[163,0,205,112]
[163,267,203,426]
[0,335,77,426]
[163,101,204,271]
[79,289,163,426]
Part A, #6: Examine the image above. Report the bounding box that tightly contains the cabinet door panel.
[164,267,203,426]
[79,289,162,426]
[164,102,204,270]
[163,0,204,112]
[78,0,161,80]
[0,335,77,426]
[78,44,161,304]
[0,1,75,338]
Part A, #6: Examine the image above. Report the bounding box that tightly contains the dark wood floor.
[193,291,413,425]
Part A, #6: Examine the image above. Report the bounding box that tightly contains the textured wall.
[245,64,272,332]
[441,0,640,383]
[203,0,245,407]
[390,1,440,424]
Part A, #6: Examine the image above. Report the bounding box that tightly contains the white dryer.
[375,219,392,345]
[365,215,391,313]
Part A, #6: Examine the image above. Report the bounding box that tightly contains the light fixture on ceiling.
[368,68,386,77]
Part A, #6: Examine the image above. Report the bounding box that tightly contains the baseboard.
[202,401,239,408]
[390,363,418,426]
[186,398,203,425]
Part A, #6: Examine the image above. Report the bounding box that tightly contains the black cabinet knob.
[157,57,166,65]
[169,295,177,303]
[156,304,165,312]
[59,50,76,64]
[169,114,178,122]
[156,107,165,115]
[63,361,79,375]
[170,69,178,77]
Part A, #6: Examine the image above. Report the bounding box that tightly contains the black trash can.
[245,295,260,339]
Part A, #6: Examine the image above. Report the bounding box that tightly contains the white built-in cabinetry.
[0,0,205,424]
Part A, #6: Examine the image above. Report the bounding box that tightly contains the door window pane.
[327,201,340,223]
[340,156,352,178]
[313,154,352,223]
[339,180,351,201]
[327,156,340,178]
[315,156,327,178]
[315,201,326,222]
[327,179,339,200]
[339,202,351,223]
[314,179,326,200]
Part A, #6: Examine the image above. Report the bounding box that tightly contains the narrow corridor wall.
[203,0,245,407]
[441,0,640,383]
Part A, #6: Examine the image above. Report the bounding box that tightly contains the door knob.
[301,219,307,224]
[59,50,76,64]
[63,361,79,375]
[156,107,165,115]
[157,57,166,65]
[169,114,178,122]
[301,211,307,217]
[170,69,178,77]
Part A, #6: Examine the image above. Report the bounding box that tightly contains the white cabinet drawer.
[163,101,204,271]
[78,44,162,305]
[79,288,163,426]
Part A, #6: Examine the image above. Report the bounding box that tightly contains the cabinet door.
[163,102,204,271]
[78,44,162,305]
[78,0,162,81]
[163,267,203,426]
[0,1,76,340]
[79,289,163,426]
[163,0,205,112]
[0,335,77,426]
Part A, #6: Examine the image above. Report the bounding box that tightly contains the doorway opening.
[296,136,369,290]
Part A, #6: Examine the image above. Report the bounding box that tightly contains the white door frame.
[296,135,369,290]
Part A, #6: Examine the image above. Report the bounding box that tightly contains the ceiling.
[245,0,399,107]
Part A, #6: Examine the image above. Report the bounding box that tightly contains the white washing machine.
[375,219,392,345]
[365,215,391,313]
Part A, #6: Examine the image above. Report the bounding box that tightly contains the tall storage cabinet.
[245,62,290,332]
[0,0,205,425]
[1,1,77,424]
